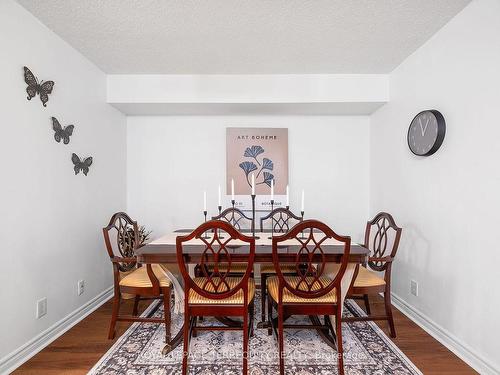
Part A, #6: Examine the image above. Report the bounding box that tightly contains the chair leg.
[243,306,249,375]
[384,290,396,338]
[277,306,285,375]
[335,309,345,375]
[249,300,255,337]
[108,290,121,339]
[182,311,190,375]
[261,273,267,322]
[132,295,140,316]
[267,294,273,336]
[162,287,171,343]
[363,294,371,315]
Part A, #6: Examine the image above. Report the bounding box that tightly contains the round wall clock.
[407,110,446,156]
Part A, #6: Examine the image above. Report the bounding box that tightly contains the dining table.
[135,229,370,354]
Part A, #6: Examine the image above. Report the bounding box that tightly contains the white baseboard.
[391,292,499,375]
[0,286,113,375]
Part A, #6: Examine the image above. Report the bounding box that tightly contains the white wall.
[370,0,500,373]
[127,116,370,242]
[0,0,126,369]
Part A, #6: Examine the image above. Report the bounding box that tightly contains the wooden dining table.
[135,229,370,354]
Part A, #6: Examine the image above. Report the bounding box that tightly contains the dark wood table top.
[136,230,369,264]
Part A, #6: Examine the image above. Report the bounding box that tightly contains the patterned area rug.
[89,292,422,375]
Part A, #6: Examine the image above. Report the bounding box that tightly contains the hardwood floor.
[13,295,476,374]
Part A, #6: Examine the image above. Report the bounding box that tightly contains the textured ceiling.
[17,0,470,74]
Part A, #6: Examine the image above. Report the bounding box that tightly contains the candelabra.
[269,199,275,239]
[251,194,256,238]
[218,205,222,215]
[299,210,306,239]
[203,210,209,239]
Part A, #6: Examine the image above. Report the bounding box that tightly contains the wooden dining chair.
[344,212,402,338]
[259,207,303,323]
[103,212,172,342]
[177,220,256,375]
[267,219,351,375]
[212,206,254,231]
[193,207,255,276]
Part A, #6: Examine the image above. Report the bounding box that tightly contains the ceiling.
[17,0,470,74]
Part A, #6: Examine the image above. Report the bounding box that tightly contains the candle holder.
[231,199,235,209]
[203,210,209,239]
[269,199,275,239]
[286,205,289,210]
[251,194,256,238]
[299,210,306,239]
[215,205,224,238]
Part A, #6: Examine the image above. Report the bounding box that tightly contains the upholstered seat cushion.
[260,263,298,274]
[354,266,386,288]
[189,277,255,305]
[206,263,250,274]
[119,264,172,288]
[267,276,337,304]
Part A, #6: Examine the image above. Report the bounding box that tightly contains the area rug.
[89,292,422,375]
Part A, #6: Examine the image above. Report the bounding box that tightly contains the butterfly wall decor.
[71,153,93,176]
[23,66,54,107]
[52,117,74,144]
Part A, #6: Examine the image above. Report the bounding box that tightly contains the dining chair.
[267,219,351,375]
[193,207,255,276]
[344,212,402,338]
[176,220,256,375]
[259,207,303,323]
[212,206,254,232]
[103,212,172,342]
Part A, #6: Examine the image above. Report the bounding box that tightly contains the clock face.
[407,110,445,156]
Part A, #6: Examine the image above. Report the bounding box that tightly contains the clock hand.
[419,118,425,136]
[422,118,430,136]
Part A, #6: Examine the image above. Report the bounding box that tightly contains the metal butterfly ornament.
[24,66,54,107]
[52,117,74,144]
[71,153,93,176]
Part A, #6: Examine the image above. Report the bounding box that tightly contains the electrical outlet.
[77,280,85,296]
[36,297,47,319]
[410,279,418,297]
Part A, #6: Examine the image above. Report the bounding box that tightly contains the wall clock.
[407,110,446,156]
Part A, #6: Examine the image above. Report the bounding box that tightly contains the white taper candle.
[203,191,207,212]
[301,190,305,212]
[271,179,274,200]
[218,185,221,207]
[231,179,235,201]
[286,185,289,206]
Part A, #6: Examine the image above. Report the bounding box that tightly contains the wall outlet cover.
[77,280,85,296]
[36,297,47,319]
[410,279,419,297]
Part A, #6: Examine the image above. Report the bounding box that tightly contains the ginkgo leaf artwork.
[244,145,264,165]
[239,161,258,175]
[262,157,273,170]
[226,128,288,195]
[239,145,276,188]
[262,171,275,187]
[257,157,274,178]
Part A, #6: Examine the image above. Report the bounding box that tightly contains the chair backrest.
[272,219,351,301]
[259,207,302,233]
[102,212,139,272]
[364,212,402,272]
[177,220,255,302]
[212,207,254,232]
